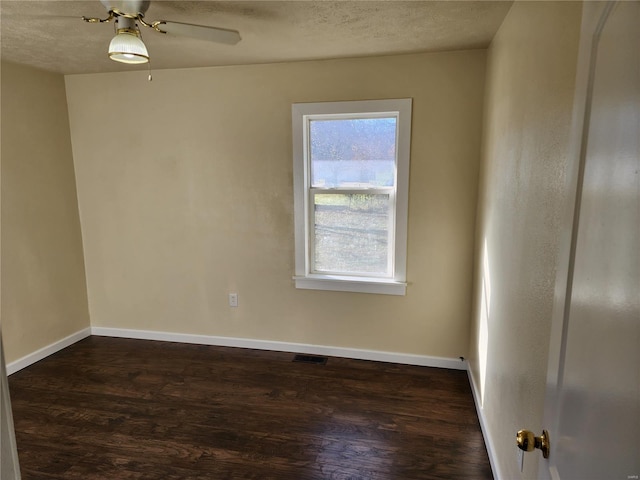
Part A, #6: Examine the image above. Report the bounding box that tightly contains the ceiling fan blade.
[158,21,241,45]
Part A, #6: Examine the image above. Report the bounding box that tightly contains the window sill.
[293,275,407,296]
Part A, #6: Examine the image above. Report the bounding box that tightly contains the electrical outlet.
[228,293,238,307]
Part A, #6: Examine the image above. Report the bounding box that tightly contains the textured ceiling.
[1,1,512,75]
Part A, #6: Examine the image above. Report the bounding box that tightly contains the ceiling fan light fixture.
[108,28,149,64]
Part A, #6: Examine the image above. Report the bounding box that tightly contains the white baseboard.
[6,325,465,374]
[467,364,501,480]
[91,327,467,370]
[6,328,91,375]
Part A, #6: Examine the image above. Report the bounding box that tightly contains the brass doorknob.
[516,429,550,458]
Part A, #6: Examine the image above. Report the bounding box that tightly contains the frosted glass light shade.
[108,31,149,64]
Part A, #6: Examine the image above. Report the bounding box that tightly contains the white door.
[1,333,21,479]
[540,1,639,479]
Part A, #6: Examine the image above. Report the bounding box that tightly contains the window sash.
[308,189,396,278]
[304,112,400,279]
[306,112,399,189]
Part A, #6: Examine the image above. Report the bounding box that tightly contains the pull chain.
[137,23,152,82]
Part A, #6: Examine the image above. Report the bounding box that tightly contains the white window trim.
[292,99,412,295]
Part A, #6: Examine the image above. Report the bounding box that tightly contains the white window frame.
[292,99,412,295]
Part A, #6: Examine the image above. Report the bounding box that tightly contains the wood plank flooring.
[8,336,492,479]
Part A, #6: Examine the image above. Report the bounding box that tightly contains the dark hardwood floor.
[8,336,492,479]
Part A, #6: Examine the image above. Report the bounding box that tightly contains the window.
[292,99,412,295]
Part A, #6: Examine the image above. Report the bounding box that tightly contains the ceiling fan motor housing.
[114,16,139,32]
[100,0,150,17]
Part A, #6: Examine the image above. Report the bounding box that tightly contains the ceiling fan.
[83,0,241,65]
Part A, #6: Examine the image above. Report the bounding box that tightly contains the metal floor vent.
[292,354,328,365]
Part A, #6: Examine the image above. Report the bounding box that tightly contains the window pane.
[310,118,396,188]
[313,193,390,275]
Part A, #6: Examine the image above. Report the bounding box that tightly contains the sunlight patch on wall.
[478,237,492,406]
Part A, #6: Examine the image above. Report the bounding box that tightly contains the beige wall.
[65,50,485,359]
[0,62,21,480]
[468,2,582,479]
[1,61,91,363]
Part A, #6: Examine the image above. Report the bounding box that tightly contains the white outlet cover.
[228,293,238,307]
